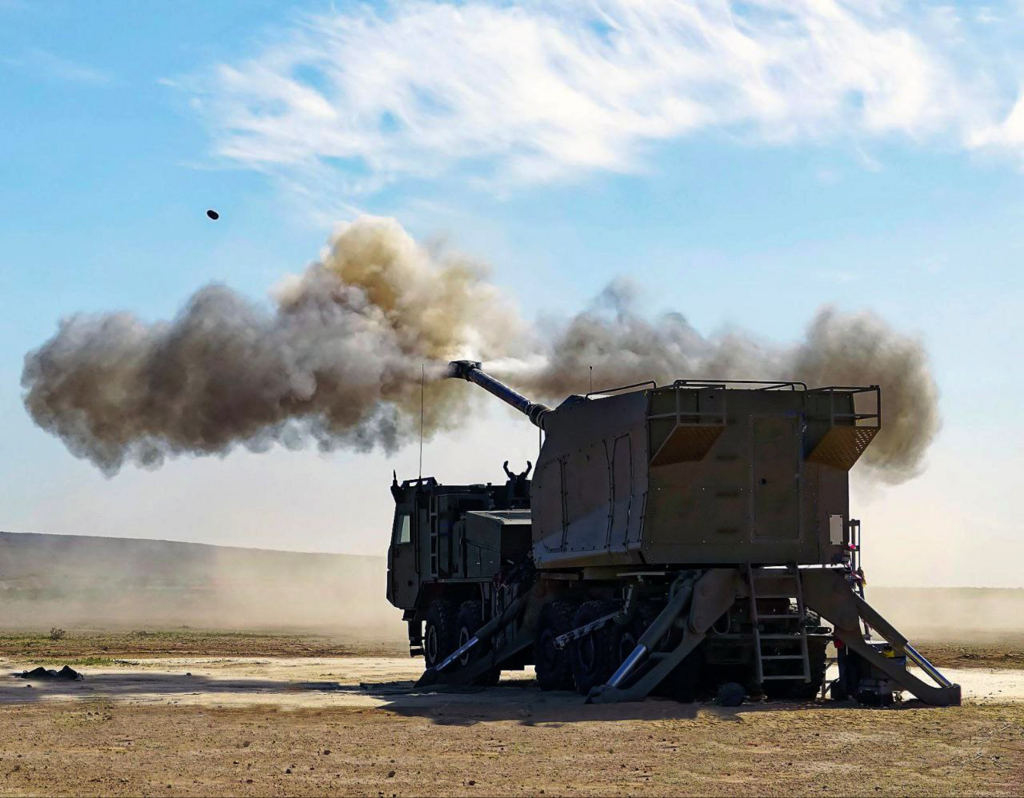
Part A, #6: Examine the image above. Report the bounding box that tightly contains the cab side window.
[393,512,412,545]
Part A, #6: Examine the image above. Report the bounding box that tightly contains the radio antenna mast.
[419,364,425,480]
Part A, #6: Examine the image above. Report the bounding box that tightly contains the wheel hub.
[426,625,438,665]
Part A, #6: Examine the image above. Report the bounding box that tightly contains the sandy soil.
[1,643,1023,796]
[0,630,406,660]
[1,682,1021,797]
[908,635,1024,672]
[5,534,1021,794]
[3,655,1024,709]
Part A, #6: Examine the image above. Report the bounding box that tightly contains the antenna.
[418,364,425,480]
[590,365,593,393]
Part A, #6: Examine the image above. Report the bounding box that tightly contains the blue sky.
[1,1,1022,586]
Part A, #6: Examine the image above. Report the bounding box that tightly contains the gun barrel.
[448,360,551,428]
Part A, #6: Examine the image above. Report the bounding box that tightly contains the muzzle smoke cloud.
[503,282,939,484]
[22,216,939,482]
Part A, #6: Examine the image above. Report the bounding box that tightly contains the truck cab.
[386,464,533,657]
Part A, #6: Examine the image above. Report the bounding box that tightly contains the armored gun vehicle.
[386,361,960,706]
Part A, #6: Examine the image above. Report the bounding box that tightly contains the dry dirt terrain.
[2,535,1022,795]
[1,629,1020,671]
[0,631,1022,797]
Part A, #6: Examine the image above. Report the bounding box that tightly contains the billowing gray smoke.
[22,217,939,483]
[500,282,939,484]
[21,217,520,474]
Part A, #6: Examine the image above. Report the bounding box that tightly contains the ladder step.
[754,612,797,622]
[748,564,810,688]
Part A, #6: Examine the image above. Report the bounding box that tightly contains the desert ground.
[1,630,1023,797]
[1,533,1023,796]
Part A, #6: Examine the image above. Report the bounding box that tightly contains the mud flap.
[801,569,961,707]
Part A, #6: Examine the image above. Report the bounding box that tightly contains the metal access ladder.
[748,564,811,686]
[429,504,440,577]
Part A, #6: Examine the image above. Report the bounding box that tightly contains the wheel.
[616,625,640,668]
[535,601,577,691]
[456,600,500,686]
[569,600,620,696]
[424,599,458,669]
[629,601,662,644]
[610,602,655,677]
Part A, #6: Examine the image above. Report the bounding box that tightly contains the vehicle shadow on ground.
[1,671,939,724]
[1,671,309,705]
[360,678,940,726]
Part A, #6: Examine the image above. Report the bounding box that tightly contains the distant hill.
[0,531,400,634]
[2,531,1019,642]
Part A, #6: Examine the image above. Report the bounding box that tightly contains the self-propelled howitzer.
[385,361,960,706]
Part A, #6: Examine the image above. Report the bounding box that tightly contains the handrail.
[586,380,658,398]
[648,381,727,426]
[673,379,807,391]
[807,385,881,429]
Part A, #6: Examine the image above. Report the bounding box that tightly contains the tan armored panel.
[531,382,879,570]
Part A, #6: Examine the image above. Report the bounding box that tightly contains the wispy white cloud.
[854,146,884,173]
[193,0,1024,199]
[11,48,113,85]
[970,94,1024,161]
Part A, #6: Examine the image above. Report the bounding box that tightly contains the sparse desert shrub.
[48,627,67,641]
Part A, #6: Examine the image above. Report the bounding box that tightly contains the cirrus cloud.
[193,0,1024,198]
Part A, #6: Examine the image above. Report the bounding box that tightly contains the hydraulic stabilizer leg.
[801,569,961,706]
[587,569,740,704]
[415,593,529,688]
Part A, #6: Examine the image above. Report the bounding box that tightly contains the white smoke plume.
[22,217,939,482]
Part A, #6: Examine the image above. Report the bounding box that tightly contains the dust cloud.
[4,531,1018,645]
[0,531,401,636]
[22,217,938,483]
[870,587,1024,642]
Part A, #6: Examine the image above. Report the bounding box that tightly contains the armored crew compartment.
[530,380,879,569]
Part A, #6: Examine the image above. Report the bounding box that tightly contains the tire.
[611,602,658,677]
[630,601,662,643]
[456,600,500,687]
[535,601,577,692]
[424,599,458,669]
[570,600,621,696]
